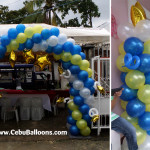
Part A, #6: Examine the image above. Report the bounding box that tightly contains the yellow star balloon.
[91,115,99,123]
[34,54,51,71]
[9,51,17,68]
[56,97,64,103]
[58,66,63,75]
[23,49,35,64]
[97,85,105,94]
[131,2,146,26]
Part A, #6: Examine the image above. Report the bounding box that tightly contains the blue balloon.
[41,29,51,40]
[84,78,95,88]
[46,46,53,53]
[1,35,10,46]
[147,130,150,136]
[69,88,79,96]
[69,83,73,88]
[71,45,81,55]
[62,61,72,70]
[18,43,25,51]
[83,114,91,125]
[32,33,42,43]
[138,54,150,73]
[124,53,140,70]
[69,65,80,74]
[67,116,76,125]
[68,109,72,115]
[16,24,25,33]
[80,52,86,60]
[124,37,144,56]
[90,87,95,95]
[120,84,137,101]
[8,28,18,39]
[69,125,80,136]
[73,96,84,106]
[0,45,6,59]
[50,27,60,37]
[145,72,150,84]
[126,98,145,117]
[78,71,88,82]
[53,44,63,55]
[120,72,127,83]
[79,104,90,115]
[139,112,150,131]
[63,41,74,52]
[25,39,34,49]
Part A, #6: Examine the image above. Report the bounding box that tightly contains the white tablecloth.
[3,94,51,111]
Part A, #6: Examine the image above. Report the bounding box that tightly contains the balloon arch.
[0,24,99,136]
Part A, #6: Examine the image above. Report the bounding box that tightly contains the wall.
[111,0,128,115]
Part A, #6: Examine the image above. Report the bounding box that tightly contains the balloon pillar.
[0,24,99,136]
[116,2,150,147]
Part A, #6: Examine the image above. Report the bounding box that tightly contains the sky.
[0,0,110,29]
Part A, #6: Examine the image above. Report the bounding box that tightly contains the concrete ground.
[0,107,110,150]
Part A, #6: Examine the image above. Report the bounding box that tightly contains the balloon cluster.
[0,24,97,136]
[117,23,150,146]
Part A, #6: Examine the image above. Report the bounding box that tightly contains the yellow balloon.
[86,68,92,77]
[10,39,19,50]
[138,85,150,104]
[71,54,82,65]
[17,33,27,44]
[116,55,131,72]
[143,40,150,54]
[121,111,138,125]
[33,25,43,34]
[119,42,126,55]
[67,101,78,111]
[80,126,91,136]
[133,124,147,146]
[80,60,90,70]
[61,52,72,62]
[6,45,12,52]
[53,53,61,60]
[121,100,128,110]
[24,27,34,38]
[146,104,150,112]
[125,70,145,89]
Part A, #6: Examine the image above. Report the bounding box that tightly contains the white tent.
[0,23,110,44]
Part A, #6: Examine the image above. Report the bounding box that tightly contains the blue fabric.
[111,117,138,150]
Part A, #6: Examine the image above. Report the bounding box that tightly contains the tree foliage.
[0,0,100,27]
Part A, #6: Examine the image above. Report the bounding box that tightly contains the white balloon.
[48,36,58,47]
[73,80,84,90]
[89,108,99,117]
[139,135,150,150]
[32,44,40,52]
[58,33,67,45]
[67,38,75,45]
[135,20,150,42]
[40,40,48,51]
[85,95,95,105]
[68,74,77,83]
[79,88,91,98]
[117,23,135,41]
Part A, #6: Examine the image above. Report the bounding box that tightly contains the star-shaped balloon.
[58,66,63,75]
[56,97,64,103]
[91,115,99,123]
[34,54,51,71]
[23,49,35,64]
[9,51,17,68]
[131,2,146,26]
[97,85,105,94]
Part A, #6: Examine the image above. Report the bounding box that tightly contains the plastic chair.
[31,97,44,121]
[19,97,31,120]
[111,130,121,150]
[0,97,19,123]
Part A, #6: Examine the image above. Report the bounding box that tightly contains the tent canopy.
[0,23,110,44]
